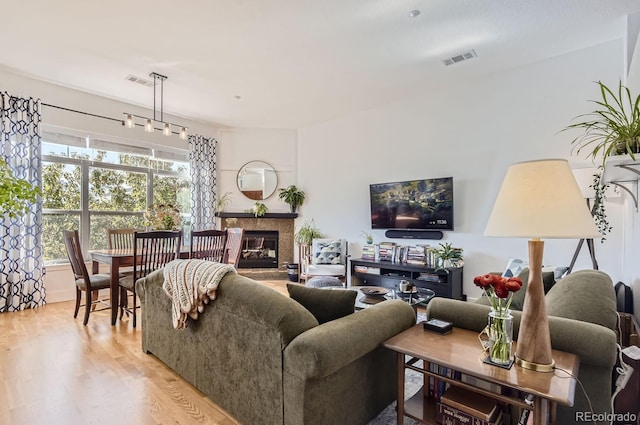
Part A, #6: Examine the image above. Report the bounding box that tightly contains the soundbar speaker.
[384,230,443,240]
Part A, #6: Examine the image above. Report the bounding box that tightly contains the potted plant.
[430,242,464,269]
[0,158,41,218]
[215,191,233,214]
[294,219,323,246]
[564,80,640,168]
[278,185,306,213]
[360,230,374,245]
[253,202,268,217]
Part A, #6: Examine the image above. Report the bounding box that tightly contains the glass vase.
[487,309,513,365]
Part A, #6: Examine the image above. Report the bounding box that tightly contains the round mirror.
[236,160,278,200]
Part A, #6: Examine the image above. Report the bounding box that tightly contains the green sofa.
[136,269,416,425]
[427,269,618,425]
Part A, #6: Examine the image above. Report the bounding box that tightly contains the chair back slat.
[108,228,138,250]
[133,230,182,281]
[190,229,227,262]
[223,228,244,267]
[62,229,90,281]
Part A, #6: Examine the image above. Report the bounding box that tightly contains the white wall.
[298,39,632,304]
[216,128,298,215]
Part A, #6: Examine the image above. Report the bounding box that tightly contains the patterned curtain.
[189,135,218,231]
[0,92,45,311]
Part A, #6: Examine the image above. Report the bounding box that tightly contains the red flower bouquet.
[473,274,523,316]
[473,273,523,365]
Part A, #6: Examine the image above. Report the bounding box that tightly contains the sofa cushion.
[510,268,557,310]
[545,269,618,330]
[287,283,356,324]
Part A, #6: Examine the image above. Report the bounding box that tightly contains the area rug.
[367,365,424,425]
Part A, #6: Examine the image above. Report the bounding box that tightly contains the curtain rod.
[41,102,123,124]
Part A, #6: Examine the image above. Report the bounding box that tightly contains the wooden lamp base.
[514,239,555,372]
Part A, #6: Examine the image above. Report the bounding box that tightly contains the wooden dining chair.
[190,229,227,262]
[107,228,139,275]
[223,228,244,267]
[62,229,112,325]
[119,230,182,328]
[107,228,137,250]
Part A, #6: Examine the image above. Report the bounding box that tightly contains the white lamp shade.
[484,159,601,239]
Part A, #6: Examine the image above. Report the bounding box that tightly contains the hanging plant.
[590,168,612,242]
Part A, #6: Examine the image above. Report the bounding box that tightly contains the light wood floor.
[0,280,291,425]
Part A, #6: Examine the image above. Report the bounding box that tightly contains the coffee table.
[354,287,435,311]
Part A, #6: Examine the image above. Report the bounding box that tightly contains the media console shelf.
[349,258,464,300]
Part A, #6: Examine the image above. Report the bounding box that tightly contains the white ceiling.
[3,0,640,129]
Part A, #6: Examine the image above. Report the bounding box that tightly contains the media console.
[349,258,464,300]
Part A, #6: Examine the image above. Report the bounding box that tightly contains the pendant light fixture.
[123,72,188,140]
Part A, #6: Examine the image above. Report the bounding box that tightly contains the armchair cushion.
[287,283,356,324]
[545,269,618,330]
[307,263,346,276]
[312,239,346,265]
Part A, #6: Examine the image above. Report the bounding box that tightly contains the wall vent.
[125,74,154,87]
[442,49,477,66]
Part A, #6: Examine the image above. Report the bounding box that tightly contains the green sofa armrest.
[427,298,617,368]
[546,315,617,368]
[284,300,415,379]
[135,268,164,302]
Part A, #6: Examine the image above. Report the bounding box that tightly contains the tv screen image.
[369,177,454,230]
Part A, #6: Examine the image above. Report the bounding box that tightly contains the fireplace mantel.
[216,212,298,219]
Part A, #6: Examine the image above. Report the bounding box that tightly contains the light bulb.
[163,123,171,136]
[180,127,188,140]
[125,114,135,128]
[145,119,153,133]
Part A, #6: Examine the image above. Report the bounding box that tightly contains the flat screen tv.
[369,177,454,230]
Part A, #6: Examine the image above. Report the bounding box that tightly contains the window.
[42,132,190,264]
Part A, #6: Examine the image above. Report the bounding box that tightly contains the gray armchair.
[427,269,618,425]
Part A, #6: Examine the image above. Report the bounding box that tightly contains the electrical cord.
[554,366,595,424]
[613,312,635,425]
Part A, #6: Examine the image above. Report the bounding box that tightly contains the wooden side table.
[383,324,580,425]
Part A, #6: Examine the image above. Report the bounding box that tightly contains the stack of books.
[436,386,503,425]
[405,245,428,265]
[361,245,375,261]
[375,242,396,262]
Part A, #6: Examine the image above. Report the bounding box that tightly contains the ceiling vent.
[442,49,477,66]
[125,74,154,87]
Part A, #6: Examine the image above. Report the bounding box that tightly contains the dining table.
[90,248,189,325]
[90,249,136,326]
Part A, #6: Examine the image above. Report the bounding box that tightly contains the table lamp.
[484,159,601,372]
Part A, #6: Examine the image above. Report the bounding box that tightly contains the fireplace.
[238,230,279,269]
[217,212,295,279]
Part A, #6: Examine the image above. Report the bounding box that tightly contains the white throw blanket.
[162,259,236,329]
